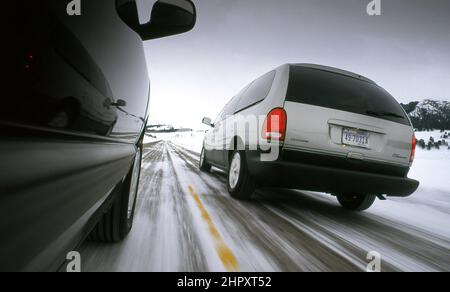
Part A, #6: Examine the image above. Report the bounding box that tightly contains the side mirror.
[104,99,127,108]
[116,0,196,41]
[114,99,127,107]
[202,117,213,127]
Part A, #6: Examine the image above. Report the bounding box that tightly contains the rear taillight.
[21,48,40,82]
[262,108,287,142]
[24,54,35,71]
[410,134,417,163]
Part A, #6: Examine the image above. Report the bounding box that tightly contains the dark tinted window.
[286,66,410,125]
[236,71,276,112]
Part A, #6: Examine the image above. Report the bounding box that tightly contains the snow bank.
[410,151,450,192]
[410,130,450,192]
[370,130,450,238]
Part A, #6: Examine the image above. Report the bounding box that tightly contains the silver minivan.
[200,64,419,211]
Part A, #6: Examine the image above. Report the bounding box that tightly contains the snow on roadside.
[409,130,450,192]
[143,135,160,144]
[368,130,450,239]
[409,150,450,192]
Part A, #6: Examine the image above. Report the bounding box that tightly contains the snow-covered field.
[410,130,450,191]
[384,131,450,239]
[144,131,205,153]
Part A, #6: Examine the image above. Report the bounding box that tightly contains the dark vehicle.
[0,0,196,271]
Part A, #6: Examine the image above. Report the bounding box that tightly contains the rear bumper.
[246,151,419,197]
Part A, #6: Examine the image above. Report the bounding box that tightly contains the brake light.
[24,54,34,70]
[410,133,417,163]
[262,108,287,141]
[22,49,40,82]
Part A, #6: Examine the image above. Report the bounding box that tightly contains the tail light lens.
[21,47,40,82]
[410,133,417,164]
[24,53,35,71]
[262,108,287,142]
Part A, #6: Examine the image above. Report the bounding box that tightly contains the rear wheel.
[199,147,212,172]
[90,145,142,242]
[336,194,376,211]
[227,151,255,200]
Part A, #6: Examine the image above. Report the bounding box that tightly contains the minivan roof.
[288,63,376,85]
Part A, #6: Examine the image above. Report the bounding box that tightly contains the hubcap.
[128,149,141,220]
[229,153,241,189]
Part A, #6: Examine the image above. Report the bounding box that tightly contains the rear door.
[283,66,414,167]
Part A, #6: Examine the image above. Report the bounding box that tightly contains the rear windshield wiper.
[366,110,405,119]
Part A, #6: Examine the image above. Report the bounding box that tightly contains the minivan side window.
[286,66,410,126]
[235,71,276,113]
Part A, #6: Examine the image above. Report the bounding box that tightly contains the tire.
[336,194,376,211]
[199,147,212,172]
[90,145,142,242]
[227,150,255,200]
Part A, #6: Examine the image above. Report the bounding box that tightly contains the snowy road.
[81,141,450,272]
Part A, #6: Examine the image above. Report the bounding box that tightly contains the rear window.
[286,66,410,126]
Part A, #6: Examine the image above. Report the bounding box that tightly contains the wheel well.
[60,97,81,117]
[48,97,81,126]
[228,136,244,166]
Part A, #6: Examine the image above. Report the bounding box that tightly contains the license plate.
[342,129,370,148]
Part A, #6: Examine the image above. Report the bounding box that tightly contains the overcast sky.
[142,0,450,128]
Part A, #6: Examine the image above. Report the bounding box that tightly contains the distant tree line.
[146,124,193,133]
[416,132,450,151]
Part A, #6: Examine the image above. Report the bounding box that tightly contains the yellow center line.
[188,185,240,272]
